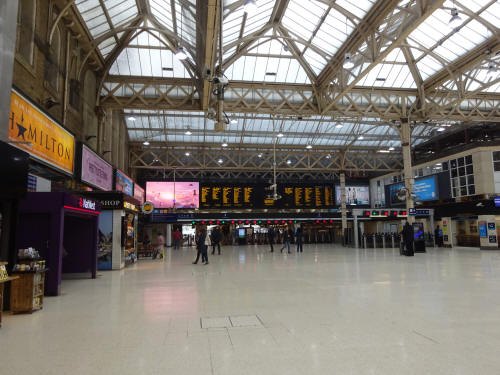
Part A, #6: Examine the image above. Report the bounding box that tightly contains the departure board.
[199,183,336,209]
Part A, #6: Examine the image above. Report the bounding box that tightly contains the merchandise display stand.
[0,276,19,327]
[10,269,47,314]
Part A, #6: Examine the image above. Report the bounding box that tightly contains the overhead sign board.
[115,169,133,196]
[81,144,113,191]
[9,89,75,175]
[409,208,430,216]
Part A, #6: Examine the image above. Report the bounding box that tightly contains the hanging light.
[222,140,228,147]
[175,47,188,60]
[388,147,395,151]
[128,116,136,121]
[449,8,461,27]
[306,145,312,149]
[326,154,332,159]
[230,119,238,124]
[142,140,150,146]
[185,152,190,156]
[243,0,257,14]
[437,127,446,132]
[335,124,343,129]
[257,153,263,158]
[286,159,292,165]
[277,132,284,138]
[218,158,223,164]
[487,63,497,77]
[358,135,364,140]
[343,53,354,69]
[185,129,192,135]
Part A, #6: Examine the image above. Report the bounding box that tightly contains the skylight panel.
[335,0,376,19]
[150,0,174,31]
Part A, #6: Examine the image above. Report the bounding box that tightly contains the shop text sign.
[9,90,75,174]
[134,184,145,203]
[79,198,96,211]
[81,145,113,191]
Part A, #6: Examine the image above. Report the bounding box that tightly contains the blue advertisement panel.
[115,169,133,196]
[98,211,113,270]
[389,176,438,204]
[479,222,487,238]
[412,176,437,201]
[495,196,500,207]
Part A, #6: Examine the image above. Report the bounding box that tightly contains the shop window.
[468,185,475,195]
[17,0,36,65]
[45,24,61,92]
[465,155,473,164]
[442,161,449,171]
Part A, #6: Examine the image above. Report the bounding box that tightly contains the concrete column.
[401,119,415,224]
[0,0,18,142]
[340,172,348,245]
[354,216,359,248]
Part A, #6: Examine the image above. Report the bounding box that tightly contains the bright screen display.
[335,186,370,205]
[146,182,199,208]
[390,176,437,204]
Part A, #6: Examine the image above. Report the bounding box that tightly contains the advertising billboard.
[115,169,133,196]
[146,182,199,209]
[81,144,113,191]
[335,186,370,205]
[9,89,75,175]
[134,184,145,204]
[389,176,438,205]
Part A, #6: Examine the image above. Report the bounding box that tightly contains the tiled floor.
[2,244,500,374]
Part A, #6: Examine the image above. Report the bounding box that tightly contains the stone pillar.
[112,110,120,167]
[0,0,18,141]
[166,224,172,247]
[340,172,348,245]
[401,119,414,224]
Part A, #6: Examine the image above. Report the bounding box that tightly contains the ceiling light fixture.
[185,152,190,156]
[343,53,355,69]
[326,154,331,159]
[378,150,390,153]
[388,147,395,151]
[306,145,312,149]
[277,132,284,138]
[222,140,228,147]
[243,0,257,14]
[128,116,136,121]
[286,159,292,165]
[437,127,446,132]
[335,124,343,129]
[185,129,192,135]
[230,119,238,124]
[175,47,188,60]
[218,158,223,164]
[258,153,263,158]
[449,7,461,27]
[142,140,150,146]
[358,135,364,140]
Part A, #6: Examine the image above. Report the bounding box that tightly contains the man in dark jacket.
[402,221,414,255]
[434,225,443,247]
[296,227,303,253]
[268,227,275,252]
[211,226,222,255]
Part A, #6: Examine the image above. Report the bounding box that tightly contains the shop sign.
[479,222,487,238]
[81,144,113,191]
[9,89,75,174]
[142,201,154,214]
[489,235,497,244]
[495,197,500,207]
[124,201,138,212]
[79,198,97,211]
[133,184,145,203]
[100,199,123,210]
[115,169,133,196]
[488,222,496,230]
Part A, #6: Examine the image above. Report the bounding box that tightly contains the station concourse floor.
[2,244,500,374]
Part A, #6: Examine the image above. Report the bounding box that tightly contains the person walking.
[211,226,222,255]
[267,227,275,252]
[154,232,165,259]
[402,221,414,256]
[173,229,182,250]
[295,227,303,253]
[193,227,209,265]
[434,225,443,247]
[280,228,291,253]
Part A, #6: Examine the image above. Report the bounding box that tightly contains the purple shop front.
[16,192,100,296]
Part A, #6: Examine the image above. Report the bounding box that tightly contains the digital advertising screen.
[389,176,438,205]
[146,182,199,209]
[335,186,370,205]
[81,144,113,191]
[115,169,133,196]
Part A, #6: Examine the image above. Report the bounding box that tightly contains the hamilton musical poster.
[9,89,75,175]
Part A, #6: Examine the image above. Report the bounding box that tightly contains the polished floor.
[2,244,500,374]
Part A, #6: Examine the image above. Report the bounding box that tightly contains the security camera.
[203,67,212,79]
[212,75,229,86]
